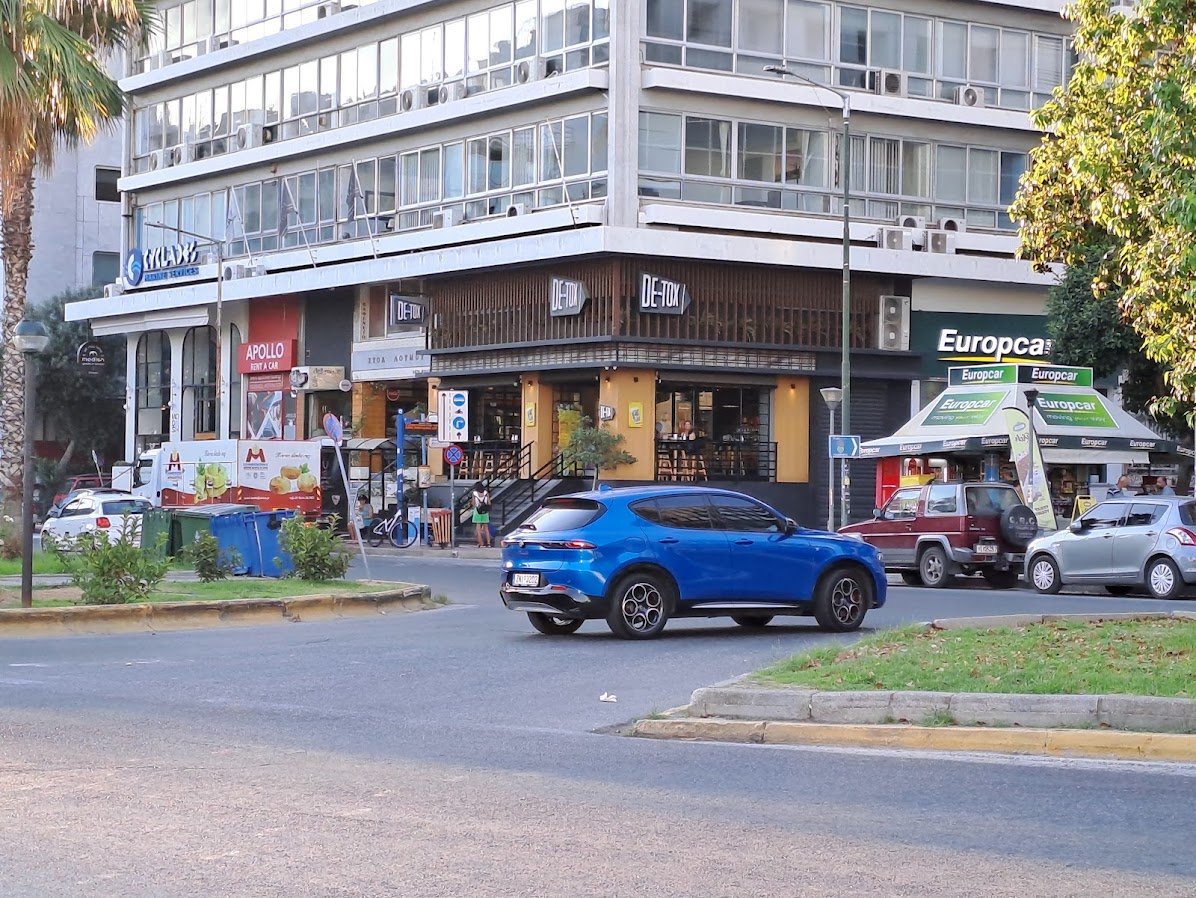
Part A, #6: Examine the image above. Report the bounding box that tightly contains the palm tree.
[0,0,152,514]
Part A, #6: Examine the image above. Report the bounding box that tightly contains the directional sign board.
[444,444,464,467]
[829,435,862,459]
[437,389,469,443]
[323,412,344,445]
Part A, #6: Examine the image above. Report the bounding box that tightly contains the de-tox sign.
[123,241,201,288]
[549,277,589,317]
[1034,392,1117,429]
[923,391,1006,427]
[638,273,691,315]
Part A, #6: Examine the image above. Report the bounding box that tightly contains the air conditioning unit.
[506,203,529,217]
[877,295,911,351]
[166,145,182,166]
[873,69,907,97]
[897,215,926,230]
[154,51,170,70]
[223,263,248,280]
[317,1,342,18]
[235,123,275,150]
[519,56,557,82]
[926,230,957,254]
[400,88,428,112]
[181,137,200,163]
[431,208,459,229]
[937,216,966,233]
[954,85,985,107]
[876,226,913,252]
[148,148,168,170]
[439,81,467,103]
[202,35,237,54]
[103,282,125,298]
[289,366,346,392]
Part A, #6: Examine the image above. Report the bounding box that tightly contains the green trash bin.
[171,504,257,570]
[140,508,175,558]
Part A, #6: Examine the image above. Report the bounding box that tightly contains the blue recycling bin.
[173,504,257,575]
[246,510,296,578]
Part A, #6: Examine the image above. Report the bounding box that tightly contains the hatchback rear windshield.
[101,500,152,515]
[1178,502,1196,526]
[519,498,604,532]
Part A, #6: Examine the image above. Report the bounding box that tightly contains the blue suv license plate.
[511,573,541,588]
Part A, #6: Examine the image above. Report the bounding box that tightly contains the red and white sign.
[239,339,296,374]
[239,296,300,374]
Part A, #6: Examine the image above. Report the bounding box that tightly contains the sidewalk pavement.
[359,543,502,561]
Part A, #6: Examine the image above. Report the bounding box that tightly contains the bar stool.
[657,446,675,481]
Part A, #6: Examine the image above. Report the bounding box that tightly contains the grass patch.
[0,579,397,608]
[0,552,69,575]
[754,619,1196,698]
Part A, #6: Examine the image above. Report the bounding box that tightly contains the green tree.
[30,287,127,473]
[0,0,152,515]
[1045,253,1191,437]
[1010,0,1196,414]
[560,417,636,489]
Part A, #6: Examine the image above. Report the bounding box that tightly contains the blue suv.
[500,486,886,639]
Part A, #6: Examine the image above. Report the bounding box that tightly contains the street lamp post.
[144,223,225,434]
[764,66,852,525]
[15,319,50,608]
[820,386,843,532]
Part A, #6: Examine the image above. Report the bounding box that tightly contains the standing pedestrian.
[1156,476,1176,496]
[471,484,492,548]
[1107,475,1132,498]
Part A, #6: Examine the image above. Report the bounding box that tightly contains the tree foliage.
[30,287,127,469]
[560,417,637,489]
[1011,0,1196,413]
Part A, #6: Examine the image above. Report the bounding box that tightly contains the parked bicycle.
[366,507,419,549]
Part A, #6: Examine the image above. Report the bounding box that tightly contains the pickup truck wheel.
[918,546,954,588]
[981,569,1019,589]
[900,571,923,586]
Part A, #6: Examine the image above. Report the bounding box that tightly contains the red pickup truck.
[839,482,1039,588]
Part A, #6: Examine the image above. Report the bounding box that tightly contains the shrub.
[59,516,169,605]
[277,514,350,582]
[183,530,241,582]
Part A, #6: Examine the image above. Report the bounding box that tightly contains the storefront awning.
[860,364,1176,461]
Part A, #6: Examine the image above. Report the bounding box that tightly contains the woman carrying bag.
[471,485,492,548]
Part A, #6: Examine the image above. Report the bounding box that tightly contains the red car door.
[848,486,922,568]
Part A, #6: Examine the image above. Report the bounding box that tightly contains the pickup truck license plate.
[512,573,540,587]
[974,544,999,555]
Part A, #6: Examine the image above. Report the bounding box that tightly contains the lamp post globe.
[820,386,843,412]
[14,319,49,355]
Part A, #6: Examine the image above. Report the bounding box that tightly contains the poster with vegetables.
[236,441,322,513]
[159,441,240,507]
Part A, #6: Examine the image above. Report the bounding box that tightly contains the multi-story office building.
[67,0,1067,523]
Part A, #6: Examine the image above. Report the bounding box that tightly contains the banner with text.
[1003,407,1056,530]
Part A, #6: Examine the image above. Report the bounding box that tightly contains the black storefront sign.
[76,340,106,376]
[549,277,589,317]
[638,273,691,315]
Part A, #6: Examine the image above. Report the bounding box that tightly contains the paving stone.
[1097,695,1196,734]
[691,687,813,721]
[809,691,894,724]
[888,691,954,724]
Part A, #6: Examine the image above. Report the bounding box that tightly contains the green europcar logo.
[1034,392,1116,428]
[924,391,1006,426]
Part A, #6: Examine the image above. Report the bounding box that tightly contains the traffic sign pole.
[444,444,465,550]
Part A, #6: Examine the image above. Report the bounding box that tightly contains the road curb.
[0,584,433,638]
[631,717,1196,763]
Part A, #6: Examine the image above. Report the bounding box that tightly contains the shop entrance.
[552,384,599,455]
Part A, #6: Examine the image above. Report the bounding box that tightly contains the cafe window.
[655,385,769,443]
[471,385,522,442]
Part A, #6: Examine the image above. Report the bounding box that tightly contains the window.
[92,252,120,287]
[739,123,783,183]
[965,486,1020,515]
[684,117,731,177]
[710,495,780,532]
[182,326,218,438]
[639,112,682,173]
[926,485,958,515]
[787,0,829,62]
[687,0,731,46]
[1079,502,1125,531]
[739,0,782,54]
[520,497,604,531]
[95,168,120,203]
[654,494,716,529]
[882,488,920,520]
[1126,504,1165,527]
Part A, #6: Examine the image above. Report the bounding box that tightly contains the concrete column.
[775,376,810,484]
[124,333,138,461]
[521,374,555,474]
[606,0,642,229]
[598,368,656,481]
[168,329,185,442]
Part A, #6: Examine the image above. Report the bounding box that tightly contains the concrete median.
[0,584,433,638]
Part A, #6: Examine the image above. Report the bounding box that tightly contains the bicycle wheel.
[367,523,383,548]
[389,519,419,549]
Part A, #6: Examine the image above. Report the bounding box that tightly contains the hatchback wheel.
[1146,557,1183,600]
[606,571,672,639]
[1029,554,1062,594]
[527,612,583,636]
[813,567,871,632]
[918,546,954,588]
[731,615,774,628]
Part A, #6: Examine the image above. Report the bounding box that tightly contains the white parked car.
[41,490,153,546]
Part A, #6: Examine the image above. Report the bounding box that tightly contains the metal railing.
[452,441,534,525]
[494,453,582,532]
[655,441,778,482]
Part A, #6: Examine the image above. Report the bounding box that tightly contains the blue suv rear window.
[521,498,603,532]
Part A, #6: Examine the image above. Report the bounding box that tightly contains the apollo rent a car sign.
[238,339,297,374]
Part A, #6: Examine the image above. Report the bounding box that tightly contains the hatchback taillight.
[1167,527,1196,545]
[96,517,111,529]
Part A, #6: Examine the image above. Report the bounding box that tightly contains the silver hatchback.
[1025,496,1196,599]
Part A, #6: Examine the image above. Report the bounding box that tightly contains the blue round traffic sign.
[444,444,464,466]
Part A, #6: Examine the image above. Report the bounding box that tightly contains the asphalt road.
[1,556,1193,897]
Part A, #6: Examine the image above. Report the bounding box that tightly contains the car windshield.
[519,498,604,532]
[101,499,151,515]
[965,486,1019,515]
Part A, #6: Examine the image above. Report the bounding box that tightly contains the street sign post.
[437,390,469,442]
[829,435,862,459]
[322,412,368,577]
[444,443,464,548]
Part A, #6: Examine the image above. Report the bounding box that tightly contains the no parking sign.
[444,444,464,467]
